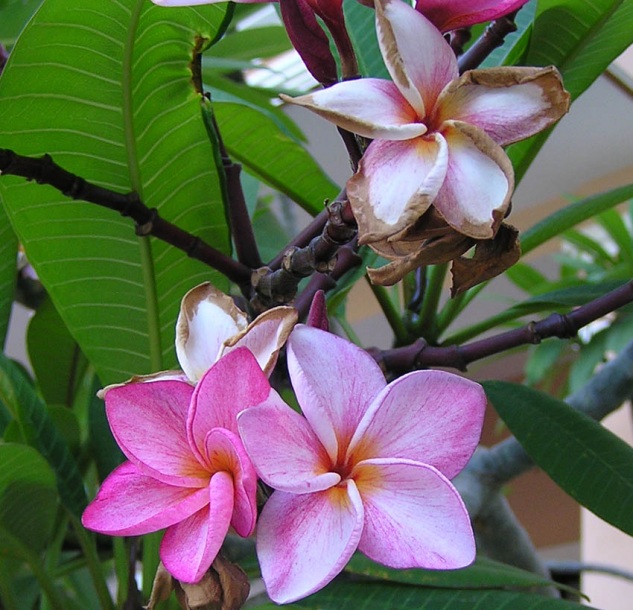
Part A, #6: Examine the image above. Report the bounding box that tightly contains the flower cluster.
[83,285,486,603]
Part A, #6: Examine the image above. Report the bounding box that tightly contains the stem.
[367,280,408,345]
[416,263,448,340]
[70,516,115,610]
[142,532,162,601]
[436,282,485,336]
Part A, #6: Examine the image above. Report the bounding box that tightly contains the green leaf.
[0,352,87,515]
[524,340,567,387]
[295,580,591,609]
[563,228,616,266]
[596,208,633,267]
[346,554,559,590]
[214,101,339,216]
[26,296,88,407]
[0,0,43,45]
[485,380,633,536]
[0,0,233,386]
[344,0,388,79]
[520,183,633,255]
[505,262,549,295]
[0,443,57,552]
[211,26,292,61]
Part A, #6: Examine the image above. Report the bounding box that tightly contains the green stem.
[416,263,448,340]
[367,280,408,345]
[436,282,486,336]
[0,559,19,610]
[142,532,162,600]
[113,537,130,608]
[443,306,529,345]
[70,516,115,610]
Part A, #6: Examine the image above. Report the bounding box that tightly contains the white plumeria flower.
[282,0,569,245]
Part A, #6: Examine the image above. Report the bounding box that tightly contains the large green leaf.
[346,554,561,590]
[485,381,633,536]
[509,0,633,181]
[0,0,233,385]
[214,101,339,217]
[295,580,591,609]
[0,0,43,45]
[0,351,87,516]
[0,443,57,552]
[343,0,387,79]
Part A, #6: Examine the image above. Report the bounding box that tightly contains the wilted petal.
[355,458,475,569]
[203,428,257,537]
[161,471,234,584]
[434,121,513,239]
[375,0,458,115]
[82,462,209,536]
[348,136,448,243]
[188,348,272,461]
[437,66,570,146]
[257,482,364,604]
[349,370,486,479]
[287,325,385,463]
[105,380,207,486]
[238,400,340,494]
[176,282,247,382]
[281,79,426,140]
[415,0,529,33]
[224,306,298,376]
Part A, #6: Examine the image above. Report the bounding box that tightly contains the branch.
[373,280,633,373]
[457,11,518,73]
[252,199,358,311]
[0,149,252,291]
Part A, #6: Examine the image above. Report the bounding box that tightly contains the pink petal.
[287,325,386,464]
[153,0,268,5]
[238,400,340,493]
[375,0,458,116]
[257,482,364,604]
[437,67,570,146]
[202,428,257,537]
[433,120,513,239]
[188,347,272,461]
[81,462,209,536]
[161,471,234,584]
[224,306,298,377]
[347,135,448,243]
[176,282,246,382]
[349,370,486,479]
[307,290,329,331]
[416,0,529,33]
[281,79,427,140]
[354,458,475,569]
[105,380,207,487]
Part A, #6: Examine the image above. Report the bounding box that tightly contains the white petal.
[375,0,458,116]
[437,66,570,146]
[176,283,247,382]
[281,79,427,140]
[348,135,448,243]
[433,120,513,239]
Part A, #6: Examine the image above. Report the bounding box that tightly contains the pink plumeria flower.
[415,0,529,33]
[282,0,569,246]
[176,282,297,381]
[82,348,278,583]
[238,325,486,603]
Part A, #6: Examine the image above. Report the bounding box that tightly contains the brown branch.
[371,280,633,373]
[251,199,358,311]
[457,11,518,73]
[0,148,252,291]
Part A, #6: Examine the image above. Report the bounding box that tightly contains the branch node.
[135,208,158,236]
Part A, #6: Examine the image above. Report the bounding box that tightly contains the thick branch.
[0,149,252,290]
[373,280,633,373]
[457,11,518,73]
[251,199,358,311]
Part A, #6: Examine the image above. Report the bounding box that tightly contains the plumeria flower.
[176,282,297,381]
[282,0,569,248]
[238,325,486,603]
[82,348,279,583]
